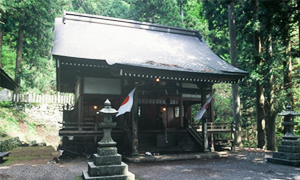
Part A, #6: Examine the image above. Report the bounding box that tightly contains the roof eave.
[0,68,19,90]
[111,64,248,84]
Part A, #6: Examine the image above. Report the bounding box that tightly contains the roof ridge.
[63,11,202,40]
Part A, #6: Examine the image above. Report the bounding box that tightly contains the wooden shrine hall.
[52,11,248,156]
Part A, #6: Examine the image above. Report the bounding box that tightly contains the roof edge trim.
[63,11,202,39]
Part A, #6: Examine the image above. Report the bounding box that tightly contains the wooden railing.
[192,122,233,133]
[187,123,203,148]
[59,120,124,132]
[60,121,97,131]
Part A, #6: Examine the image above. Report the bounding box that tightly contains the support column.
[201,88,209,153]
[131,89,139,156]
[211,133,215,152]
[202,117,209,153]
[180,95,184,128]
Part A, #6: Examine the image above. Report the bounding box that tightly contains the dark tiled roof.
[52,11,248,82]
[0,68,18,90]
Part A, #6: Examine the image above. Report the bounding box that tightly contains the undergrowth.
[0,106,21,138]
[0,102,53,146]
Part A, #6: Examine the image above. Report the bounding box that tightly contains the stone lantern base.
[82,146,135,180]
[267,140,300,167]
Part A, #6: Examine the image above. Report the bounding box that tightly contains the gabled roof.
[52,11,248,84]
[0,68,18,90]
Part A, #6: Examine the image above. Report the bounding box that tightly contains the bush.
[0,137,21,151]
[0,101,12,107]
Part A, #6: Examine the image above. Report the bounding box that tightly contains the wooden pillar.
[209,84,215,152]
[209,84,215,122]
[201,87,209,153]
[131,88,139,156]
[180,95,184,128]
[78,78,84,131]
[211,133,215,152]
[78,95,83,131]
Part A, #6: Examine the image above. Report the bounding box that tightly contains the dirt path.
[0,150,299,180]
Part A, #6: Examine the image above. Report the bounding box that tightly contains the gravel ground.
[0,151,299,180]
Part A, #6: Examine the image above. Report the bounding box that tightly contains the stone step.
[88,161,128,176]
[282,140,300,146]
[267,157,300,167]
[272,152,300,160]
[278,145,300,153]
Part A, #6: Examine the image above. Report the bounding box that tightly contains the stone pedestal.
[267,105,300,167]
[267,140,300,166]
[82,99,135,180]
[82,146,135,179]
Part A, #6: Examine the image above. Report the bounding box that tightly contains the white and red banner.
[116,87,136,117]
[194,94,214,120]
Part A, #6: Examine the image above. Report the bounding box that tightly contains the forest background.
[0,0,300,151]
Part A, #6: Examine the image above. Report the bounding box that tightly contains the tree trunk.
[281,1,294,108]
[228,1,242,148]
[14,11,25,94]
[180,0,184,19]
[253,0,266,149]
[256,83,266,148]
[0,29,3,68]
[283,37,293,107]
[265,35,276,150]
[266,89,276,150]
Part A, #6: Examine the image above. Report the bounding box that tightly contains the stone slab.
[278,145,300,153]
[282,140,300,146]
[272,152,300,160]
[267,157,300,167]
[122,152,229,162]
[88,161,128,176]
[94,153,122,166]
[82,171,135,180]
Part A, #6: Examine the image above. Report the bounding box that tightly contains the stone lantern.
[279,105,299,141]
[267,105,300,166]
[82,99,135,180]
[97,99,118,148]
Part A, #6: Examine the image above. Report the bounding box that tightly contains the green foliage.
[0,100,12,107]
[1,0,64,93]
[99,0,130,19]
[0,107,19,139]
[0,137,21,151]
[201,0,230,62]
[1,34,16,78]
[183,0,210,40]
[213,84,233,123]
[191,103,201,123]
[201,0,300,149]
[129,0,184,27]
